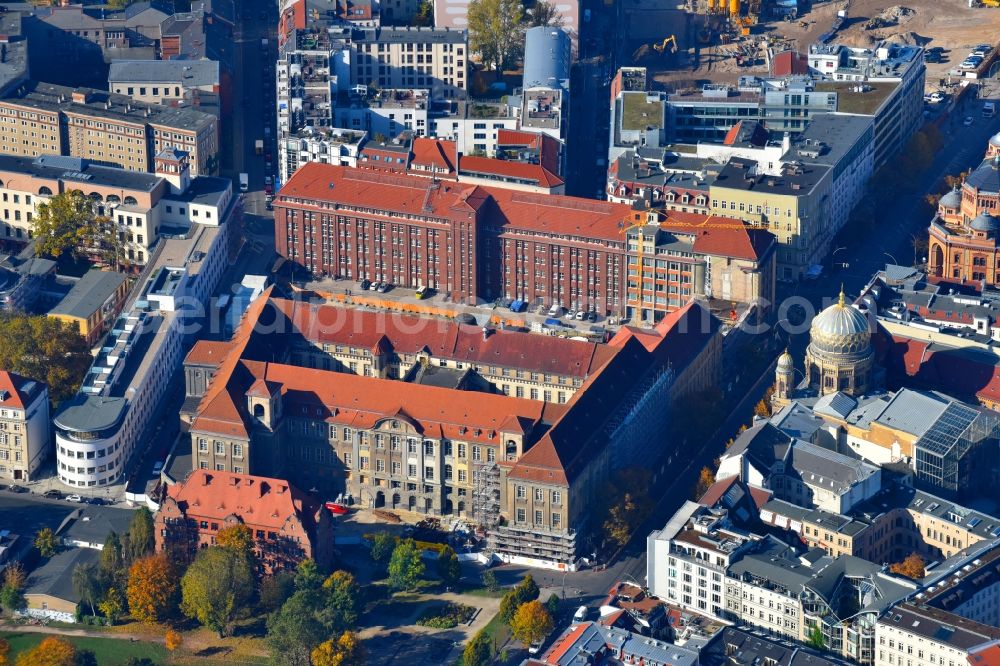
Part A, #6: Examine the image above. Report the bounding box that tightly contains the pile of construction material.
[866,5,915,29]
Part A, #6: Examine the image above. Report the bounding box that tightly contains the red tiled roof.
[723,122,743,146]
[544,622,593,664]
[411,137,456,173]
[185,340,235,367]
[166,469,316,532]
[458,155,564,188]
[969,644,1000,666]
[496,129,541,149]
[0,371,44,410]
[270,298,615,378]
[658,211,775,262]
[276,163,489,220]
[277,163,629,241]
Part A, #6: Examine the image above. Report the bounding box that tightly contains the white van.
[573,605,589,623]
[984,101,996,118]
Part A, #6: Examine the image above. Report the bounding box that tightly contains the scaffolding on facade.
[472,461,500,553]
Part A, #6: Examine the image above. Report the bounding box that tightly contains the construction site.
[622,0,1000,90]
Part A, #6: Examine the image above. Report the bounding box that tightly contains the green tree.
[510,600,553,647]
[436,545,461,586]
[369,532,396,574]
[79,215,126,271]
[412,0,432,26]
[808,625,825,649]
[180,546,255,637]
[467,0,524,76]
[97,587,124,625]
[124,507,154,564]
[527,0,564,26]
[266,590,328,666]
[463,628,493,666]
[259,571,296,612]
[30,191,94,259]
[319,570,361,633]
[482,569,499,593]
[34,527,58,558]
[518,574,539,603]
[100,532,124,579]
[499,589,520,624]
[546,593,560,615]
[0,564,26,615]
[72,562,101,617]
[0,315,92,402]
[294,558,323,590]
[388,539,426,591]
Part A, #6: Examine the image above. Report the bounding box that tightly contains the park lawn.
[0,631,168,665]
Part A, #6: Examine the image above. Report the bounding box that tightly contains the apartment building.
[725,541,917,664]
[0,371,50,483]
[351,27,468,99]
[431,101,520,156]
[515,27,571,141]
[155,469,334,573]
[0,81,218,176]
[108,60,220,109]
[0,150,234,266]
[279,128,367,184]
[647,502,759,615]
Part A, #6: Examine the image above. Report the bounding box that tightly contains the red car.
[325,502,349,515]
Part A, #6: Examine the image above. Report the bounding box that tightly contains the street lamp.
[884,252,898,266]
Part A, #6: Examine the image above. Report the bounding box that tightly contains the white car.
[66,494,83,503]
[929,92,945,103]
[547,304,563,317]
[151,461,164,477]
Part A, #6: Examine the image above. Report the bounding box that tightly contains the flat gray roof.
[351,26,466,44]
[0,154,163,193]
[2,80,216,133]
[108,60,220,88]
[49,270,127,320]
[53,394,128,434]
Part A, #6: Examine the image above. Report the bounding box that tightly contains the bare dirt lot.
[621,0,1000,90]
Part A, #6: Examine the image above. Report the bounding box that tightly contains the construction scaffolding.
[472,461,500,553]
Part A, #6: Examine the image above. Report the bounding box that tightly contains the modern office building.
[52,177,237,489]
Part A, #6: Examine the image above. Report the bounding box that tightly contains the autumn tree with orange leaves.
[890,553,926,580]
[127,553,178,623]
[15,637,77,666]
[311,632,365,666]
[165,629,183,652]
[694,467,715,499]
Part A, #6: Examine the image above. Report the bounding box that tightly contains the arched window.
[88,192,103,202]
[38,186,53,196]
[106,194,121,204]
[123,196,138,205]
[252,404,265,419]
[506,440,517,457]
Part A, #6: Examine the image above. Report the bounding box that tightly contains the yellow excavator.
[653,35,679,54]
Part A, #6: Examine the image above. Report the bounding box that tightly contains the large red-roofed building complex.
[182,290,722,568]
[274,163,776,321]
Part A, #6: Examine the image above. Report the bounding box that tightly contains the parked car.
[67,494,83,503]
[86,497,107,506]
[929,91,946,103]
[377,282,391,293]
[573,605,589,623]
[965,116,975,126]
[369,281,380,291]
[8,485,27,494]
[575,310,586,320]
[151,461,164,477]
[43,489,62,499]
[360,278,371,290]
[415,285,432,299]
[547,304,563,317]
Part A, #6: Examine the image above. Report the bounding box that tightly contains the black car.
[43,489,63,499]
[86,497,107,506]
[8,485,27,493]
[359,279,371,290]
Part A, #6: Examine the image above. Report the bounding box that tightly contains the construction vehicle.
[653,35,679,54]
